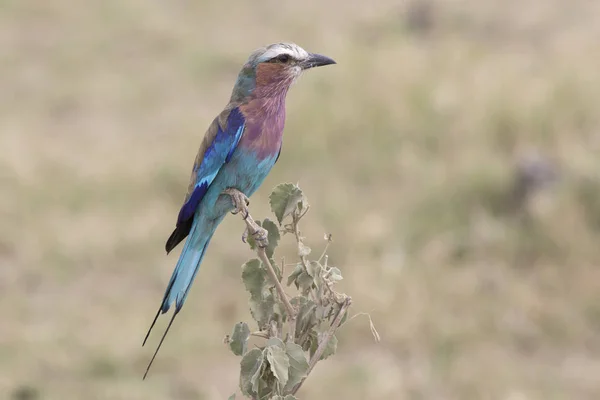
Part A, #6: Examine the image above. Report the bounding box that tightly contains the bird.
[142,43,335,378]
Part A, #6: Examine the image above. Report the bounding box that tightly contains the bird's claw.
[223,188,250,218]
[251,226,269,248]
[241,219,267,247]
[223,188,267,247]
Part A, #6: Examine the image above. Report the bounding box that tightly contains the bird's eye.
[274,54,290,63]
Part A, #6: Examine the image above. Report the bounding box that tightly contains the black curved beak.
[301,53,336,70]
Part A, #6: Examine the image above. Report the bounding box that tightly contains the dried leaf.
[328,267,343,281]
[367,314,381,343]
[239,348,264,397]
[269,183,304,225]
[298,242,311,257]
[266,344,290,387]
[229,322,250,356]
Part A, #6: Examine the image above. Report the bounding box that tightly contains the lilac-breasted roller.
[142,43,335,377]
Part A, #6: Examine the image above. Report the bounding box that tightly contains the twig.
[292,214,319,304]
[292,214,309,269]
[256,244,296,323]
[347,312,381,343]
[226,189,297,339]
[318,235,332,263]
[290,296,352,395]
[283,255,297,342]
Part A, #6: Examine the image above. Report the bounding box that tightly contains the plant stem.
[290,296,352,396]
[230,191,297,339]
[292,214,319,304]
[256,245,297,339]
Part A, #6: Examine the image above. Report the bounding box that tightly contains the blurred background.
[2,0,600,399]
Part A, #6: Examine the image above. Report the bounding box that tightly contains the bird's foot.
[240,218,268,247]
[223,188,268,248]
[250,225,269,249]
[223,188,250,218]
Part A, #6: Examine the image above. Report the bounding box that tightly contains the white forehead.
[250,43,309,64]
[263,43,309,60]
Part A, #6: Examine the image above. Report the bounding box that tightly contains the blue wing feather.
[178,108,244,223]
[176,181,209,224]
[165,107,245,253]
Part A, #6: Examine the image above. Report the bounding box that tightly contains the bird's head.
[231,43,335,102]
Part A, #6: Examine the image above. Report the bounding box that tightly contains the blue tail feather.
[142,219,214,379]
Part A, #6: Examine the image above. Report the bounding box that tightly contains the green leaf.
[315,304,332,321]
[306,261,321,278]
[246,231,257,251]
[284,342,309,391]
[266,337,285,349]
[229,322,250,356]
[266,344,290,387]
[293,297,317,339]
[329,267,343,281]
[273,299,287,321]
[239,348,264,397]
[270,257,283,282]
[296,271,314,293]
[242,259,275,328]
[242,259,265,298]
[339,307,349,327]
[252,355,267,395]
[286,264,303,287]
[289,295,308,308]
[227,394,235,400]
[271,396,297,400]
[247,219,281,261]
[269,183,304,225]
[307,329,319,356]
[319,334,338,360]
[250,293,275,329]
[262,218,280,259]
[296,194,310,220]
[311,262,326,290]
